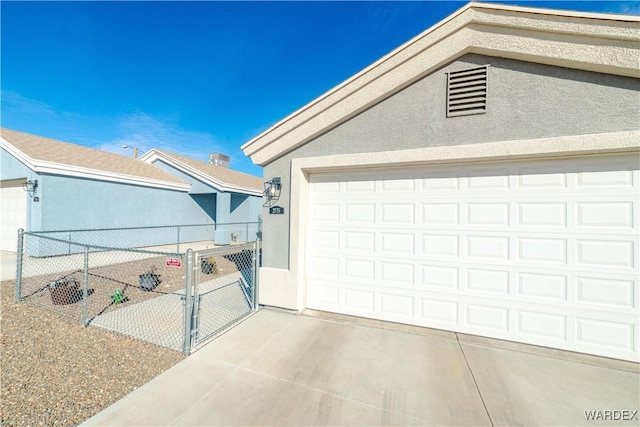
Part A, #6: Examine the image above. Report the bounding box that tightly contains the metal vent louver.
[446,65,488,117]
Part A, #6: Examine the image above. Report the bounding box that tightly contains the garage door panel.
[575,317,635,353]
[576,201,634,229]
[464,304,510,332]
[306,154,640,361]
[0,183,27,252]
[420,297,459,325]
[420,265,460,289]
[517,166,568,189]
[380,203,415,224]
[465,268,510,295]
[517,237,567,264]
[517,202,567,227]
[465,202,510,226]
[422,203,460,225]
[344,203,375,224]
[576,276,636,312]
[310,203,340,223]
[380,232,414,255]
[576,159,637,188]
[343,288,375,313]
[575,238,635,269]
[516,272,568,302]
[465,235,510,260]
[421,233,460,258]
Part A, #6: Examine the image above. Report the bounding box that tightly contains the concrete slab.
[462,342,640,426]
[89,272,252,351]
[82,309,639,427]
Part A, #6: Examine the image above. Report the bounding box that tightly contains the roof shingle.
[150,149,263,193]
[1,128,186,186]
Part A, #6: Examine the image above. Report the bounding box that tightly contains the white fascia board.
[241,2,640,166]
[141,150,263,196]
[0,138,190,192]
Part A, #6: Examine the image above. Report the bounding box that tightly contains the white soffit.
[241,2,640,166]
[0,138,191,192]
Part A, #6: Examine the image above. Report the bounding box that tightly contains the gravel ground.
[0,279,185,426]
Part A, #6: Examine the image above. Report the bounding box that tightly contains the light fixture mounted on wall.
[263,177,282,207]
[22,179,38,195]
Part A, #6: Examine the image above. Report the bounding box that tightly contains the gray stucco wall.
[262,53,640,269]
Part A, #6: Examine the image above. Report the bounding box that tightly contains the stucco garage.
[242,3,640,362]
[0,179,27,251]
[305,154,639,362]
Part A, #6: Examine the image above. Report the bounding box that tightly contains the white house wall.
[262,54,640,271]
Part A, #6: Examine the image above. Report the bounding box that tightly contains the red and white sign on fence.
[166,257,182,268]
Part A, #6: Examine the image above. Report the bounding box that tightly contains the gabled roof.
[0,128,190,191]
[241,2,640,166]
[140,149,263,196]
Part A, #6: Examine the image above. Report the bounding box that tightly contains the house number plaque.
[269,206,285,215]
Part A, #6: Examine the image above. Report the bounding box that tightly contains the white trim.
[1,138,190,192]
[263,131,640,312]
[242,3,640,166]
[140,150,263,196]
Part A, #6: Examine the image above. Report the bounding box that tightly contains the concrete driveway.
[83,308,639,426]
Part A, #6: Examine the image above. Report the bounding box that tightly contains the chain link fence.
[15,225,260,354]
[27,222,261,256]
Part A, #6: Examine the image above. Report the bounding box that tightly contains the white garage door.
[0,181,27,252]
[306,154,639,362]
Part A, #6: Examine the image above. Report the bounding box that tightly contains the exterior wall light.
[22,179,38,194]
[263,177,282,207]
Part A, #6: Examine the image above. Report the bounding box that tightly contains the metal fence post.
[183,249,194,355]
[15,229,24,302]
[252,239,259,310]
[82,246,89,326]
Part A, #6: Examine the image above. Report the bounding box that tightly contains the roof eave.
[140,150,263,196]
[1,138,190,192]
[241,2,640,166]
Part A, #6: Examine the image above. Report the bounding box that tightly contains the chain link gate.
[183,241,259,353]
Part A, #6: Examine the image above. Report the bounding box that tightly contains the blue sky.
[2,1,638,177]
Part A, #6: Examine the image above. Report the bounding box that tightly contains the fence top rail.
[27,221,261,235]
[196,242,256,258]
[23,232,185,257]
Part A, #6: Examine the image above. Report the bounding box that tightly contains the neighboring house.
[139,149,263,243]
[0,128,262,252]
[242,3,640,362]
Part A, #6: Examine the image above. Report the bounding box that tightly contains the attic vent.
[446,65,489,117]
